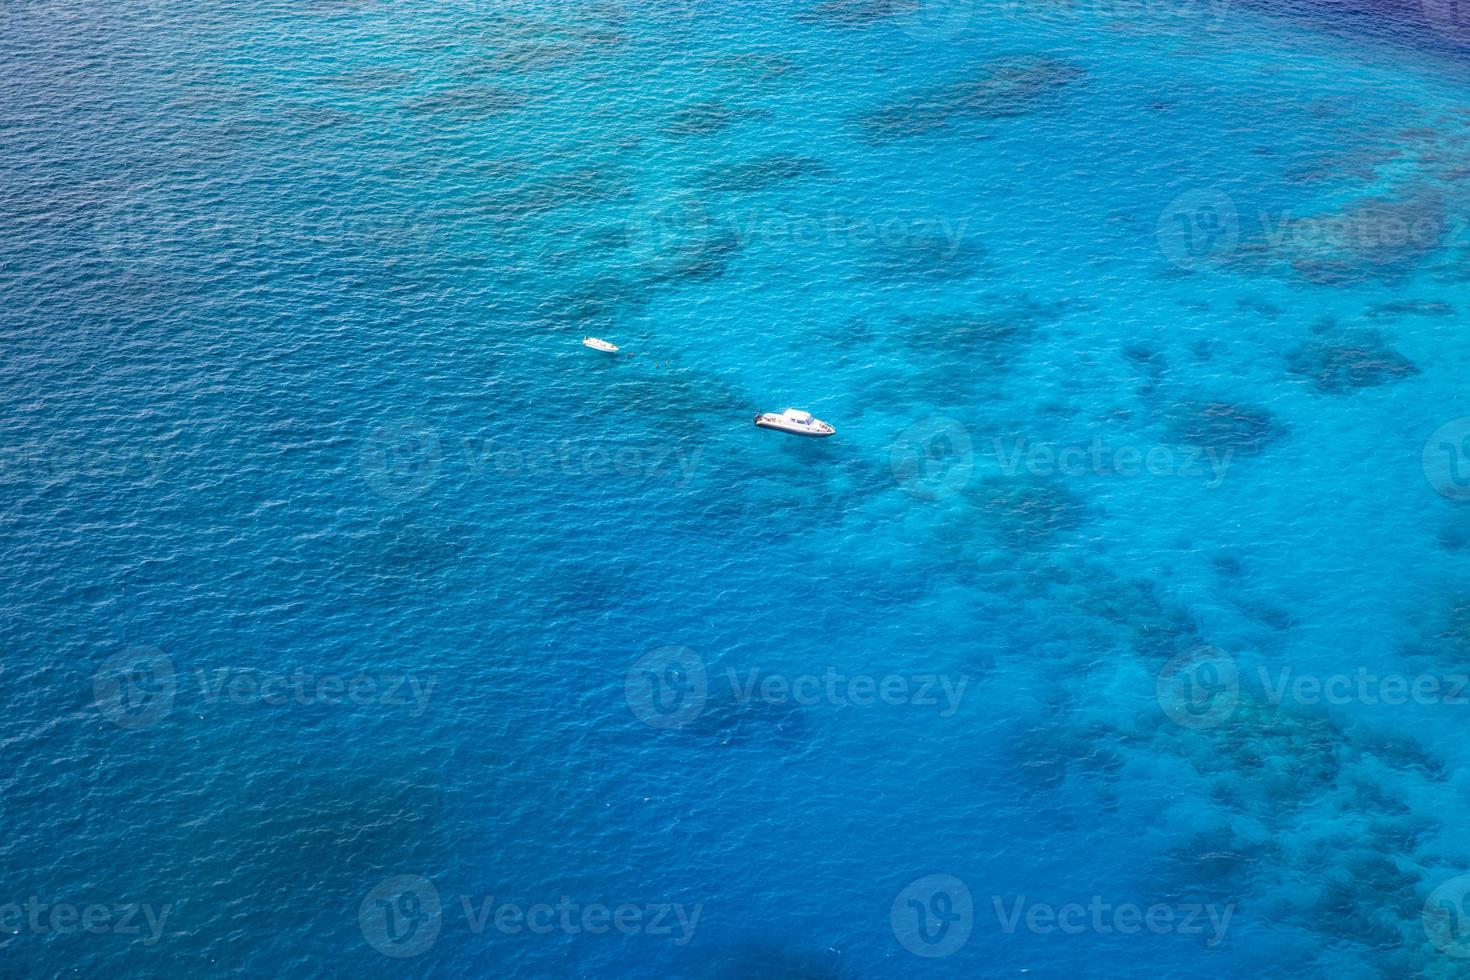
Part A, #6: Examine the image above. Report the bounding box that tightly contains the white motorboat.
[583,336,619,353]
[754,408,835,438]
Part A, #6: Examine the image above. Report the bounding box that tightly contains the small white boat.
[583,336,618,353]
[754,408,835,438]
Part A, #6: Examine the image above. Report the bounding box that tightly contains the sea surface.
[6,0,1470,976]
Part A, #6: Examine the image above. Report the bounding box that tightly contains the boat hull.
[754,415,835,437]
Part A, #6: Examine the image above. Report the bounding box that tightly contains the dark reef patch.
[1406,595,1470,670]
[404,84,532,118]
[1287,191,1448,285]
[1228,187,1449,286]
[1235,295,1284,318]
[542,277,653,325]
[1286,327,1419,393]
[864,230,987,284]
[374,519,469,571]
[899,312,1029,364]
[797,0,915,27]
[1212,554,1245,579]
[1230,596,1296,631]
[460,44,580,77]
[858,55,1085,142]
[898,295,1066,362]
[965,475,1092,547]
[665,100,770,136]
[642,227,744,285]
[325,516,470,592]
[1124,342,1168,374]
[1366,298,1455,320]
[474,169,634,226]
[696,154,829,193]
[702,938,846,979]
[1075,574,1207,661]
[316,66,417,92]
[1352,728,1446,781]
[1436,515,1470,553]
[1161,399,1282,456]
[681,676,810,747]
[1158,829,1275,899]
[694,51,801,85]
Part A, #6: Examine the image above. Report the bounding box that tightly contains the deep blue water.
[7,0,1470,976]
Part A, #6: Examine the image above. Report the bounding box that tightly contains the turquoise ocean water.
[8,0,1470,975]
